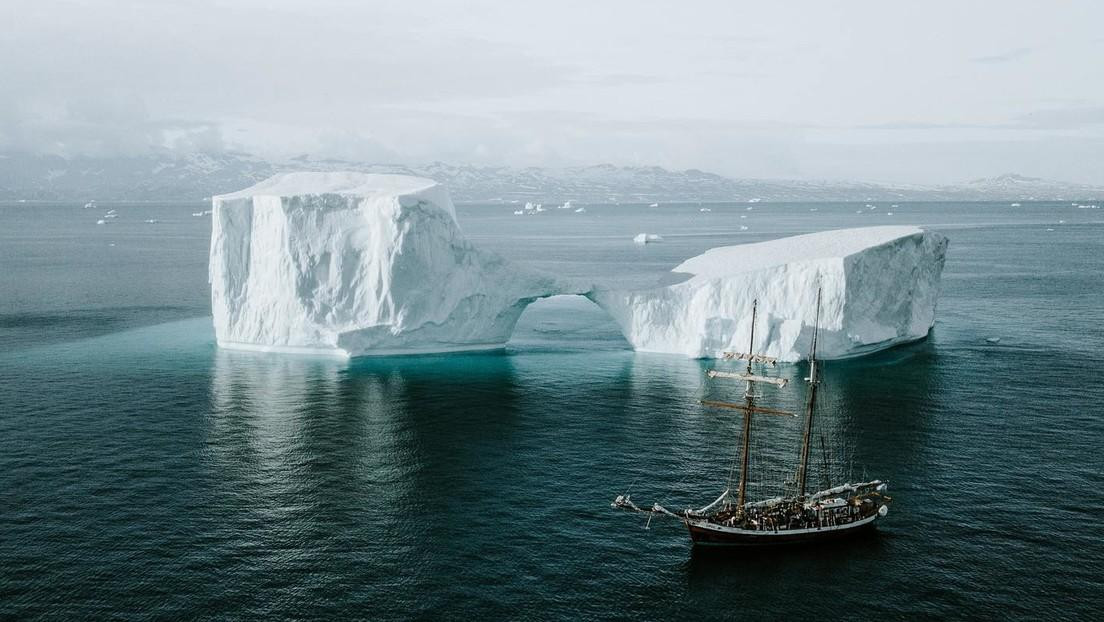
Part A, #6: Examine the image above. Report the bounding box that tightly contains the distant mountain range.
[1,151,1101,203]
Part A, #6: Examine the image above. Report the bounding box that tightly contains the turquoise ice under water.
[1,201,1102,619]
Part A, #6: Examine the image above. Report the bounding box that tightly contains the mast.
[735,300,758,510]
[795,288,822,498]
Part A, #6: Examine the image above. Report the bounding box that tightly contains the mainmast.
[795,288,822,498]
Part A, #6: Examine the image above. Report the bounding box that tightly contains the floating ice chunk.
[986,337,1001,344]
[144,219,158,223]
[513,210,524,215]
[574,207,586,213]
[1010,202,1021,206]
[740,225,749,230]
[96,219,106,225]
[649,202,660,208]
[589,226,948,361]
[633,233,663,244]
[700,208,712,212]
[209,172,569,357]
[559,200,573,210]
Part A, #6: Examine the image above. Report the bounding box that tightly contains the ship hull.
[686,513,880,547]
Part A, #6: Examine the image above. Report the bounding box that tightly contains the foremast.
[795,288,822,499]
[702,299,793,515]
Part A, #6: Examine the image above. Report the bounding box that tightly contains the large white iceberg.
[209,173,947,361]
[588,226,948,360]
[209,172,564,356]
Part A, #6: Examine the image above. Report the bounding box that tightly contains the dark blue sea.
[1,200,1102,620]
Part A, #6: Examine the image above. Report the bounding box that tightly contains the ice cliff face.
[210,172,564,356]
[588,226,948,361]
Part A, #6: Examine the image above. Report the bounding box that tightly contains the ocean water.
[1,201,1102,620]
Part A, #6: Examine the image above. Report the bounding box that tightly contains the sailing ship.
[612,290,891,547]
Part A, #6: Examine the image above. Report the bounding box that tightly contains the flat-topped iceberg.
[209,172,564,356]
[589,226,948,360]
[209,173,946,361]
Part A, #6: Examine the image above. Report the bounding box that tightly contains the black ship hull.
[686,513,880,547]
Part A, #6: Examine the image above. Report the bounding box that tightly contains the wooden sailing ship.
[612,290,891,547]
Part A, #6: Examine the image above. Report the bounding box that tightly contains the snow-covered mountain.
[0,151,1100,203]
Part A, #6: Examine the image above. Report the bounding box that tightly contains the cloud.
[971,47,1032,64]
[0,91,228,157]
[1012,106,1104,129]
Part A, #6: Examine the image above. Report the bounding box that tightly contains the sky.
[2,0,1103,184]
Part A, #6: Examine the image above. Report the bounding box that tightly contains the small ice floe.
[574,207,586,213]
[1010,202,1021,207]
[891,204,899,208]
[104,213,117,219]
[740,214,747,219]
[649,202,660,208]
[986,337,1001,344]
[535,204,545,212]
[96,219,106,225]
[633,233,663,244]
[739,225,749,231]
[84,200,96,209]
[558,200,573,210]
[746,206,754,211]
[748,198,761,203]
[524,202,537,211]
[1058,220,1066,224]
[144,219,159,224]
[109,243,115,247]
[513,210,524,215]
[1046,228,1055,231]
[105,209,116,215]
[809,207,818,212]
[868,205,877,210]
[887,212,894,216]
[699,207,712,212]
[856,210,863,214]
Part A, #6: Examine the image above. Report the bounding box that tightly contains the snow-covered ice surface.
[589,226,949,361]
[210,172,567,357]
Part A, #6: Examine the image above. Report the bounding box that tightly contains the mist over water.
[1,201,1102,619]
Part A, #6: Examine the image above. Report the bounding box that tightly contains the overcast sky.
[3,0,1102,183]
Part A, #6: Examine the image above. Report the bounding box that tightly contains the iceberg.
[209,173,947,362]
[589,226,948,361]
[209,172,566,356]
[633,233,663,244]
